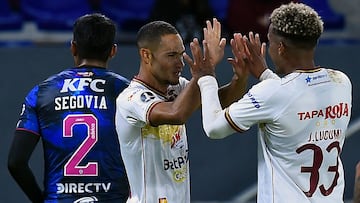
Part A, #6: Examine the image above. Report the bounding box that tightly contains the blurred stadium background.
[0,0,359,202]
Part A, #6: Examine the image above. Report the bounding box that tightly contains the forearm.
[8,130,43,203]
[8,165,43,203]
[172,77,201,120]
[149,77,201,126]
[198,76,235,139]
[218,74,248,108]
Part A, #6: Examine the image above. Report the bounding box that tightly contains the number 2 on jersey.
[63,114,98,176]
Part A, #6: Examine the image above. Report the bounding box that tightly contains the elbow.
[176,113,188,125]
[202,117,240,139]
[170,109,191,125]
[8,159,18,175]
[207,132,224,139]
[7,156,25,175]
[204,126,227,139]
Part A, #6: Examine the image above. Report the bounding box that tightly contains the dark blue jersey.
[16,67,130,202]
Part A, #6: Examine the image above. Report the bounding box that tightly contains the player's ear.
[278,41,285,55]
[109,44,117,58]
[140,48,152,64]
[70,40,77,56]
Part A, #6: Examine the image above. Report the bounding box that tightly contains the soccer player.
[187,2,352,203]
[115,19,248,202]
[8,13,130,203]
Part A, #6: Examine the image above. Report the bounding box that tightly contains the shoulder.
[105,70,130,83]
[325,68,352,85]
[117,81,160,107]
[251,78,282,94]
[245,78,287,107]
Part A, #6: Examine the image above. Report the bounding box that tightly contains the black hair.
[136,21,179,51]
[73,13,116,62]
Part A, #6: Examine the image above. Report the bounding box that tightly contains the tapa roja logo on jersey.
[297,102,349,120]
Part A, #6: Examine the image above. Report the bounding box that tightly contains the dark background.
[0,43,359,202]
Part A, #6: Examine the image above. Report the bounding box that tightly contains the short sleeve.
[16,86,40,135]
[116,87,163,128]
[227,79,281,130]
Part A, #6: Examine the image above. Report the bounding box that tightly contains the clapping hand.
[183,38,215,79]
[228,32,268,80]
[247,32,268,79]
[203,18,226,67]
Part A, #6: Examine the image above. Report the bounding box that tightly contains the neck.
[281,58,316,74]
[137,68,168,94]
[76,59,107,68]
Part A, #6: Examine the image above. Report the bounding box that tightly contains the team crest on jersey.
[140,91,156,102]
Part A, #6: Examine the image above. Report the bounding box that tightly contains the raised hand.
[227,33,250,81]
[248,32,266,59]
[246,32,268,79]
[183,38,215,79]
[203,18,226,67]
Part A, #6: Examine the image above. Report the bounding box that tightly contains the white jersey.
[227,68,352,203]
[115,77,190,203]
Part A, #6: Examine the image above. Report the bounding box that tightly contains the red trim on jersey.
[133,76,167,96]
[225,108,244,132]
[15,128,40,136]
[146,101,163,126]
[295,67,322,73]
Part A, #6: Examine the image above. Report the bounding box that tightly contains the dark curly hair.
[270,2,324,47]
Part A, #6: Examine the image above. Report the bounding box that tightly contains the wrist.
[197,75,217,88]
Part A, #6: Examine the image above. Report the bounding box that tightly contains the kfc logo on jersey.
[140,91,155,102]
[60,78,106,93]
[298,102,349,120]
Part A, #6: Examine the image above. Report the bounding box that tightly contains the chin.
[169,81,179,85]
[169,78,180,85]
